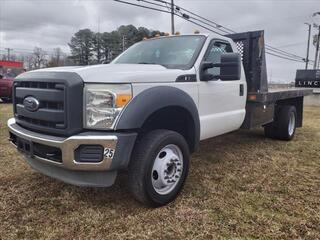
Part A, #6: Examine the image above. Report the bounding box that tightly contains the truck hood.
[25,64,193,83]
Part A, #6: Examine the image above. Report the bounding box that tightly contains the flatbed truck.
[8,30,312,206]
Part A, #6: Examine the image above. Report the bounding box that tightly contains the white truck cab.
[8,31,311,206]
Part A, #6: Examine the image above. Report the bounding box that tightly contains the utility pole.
[305,23,311,69]
[171,0,175,34]
[313,12,320,69]
[97,16,101,63]
[5,48,13,61]
[314,25,320,69]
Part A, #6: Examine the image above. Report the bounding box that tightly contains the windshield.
[113,35,206,70]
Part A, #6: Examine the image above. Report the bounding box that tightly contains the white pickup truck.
[8,31,311,207]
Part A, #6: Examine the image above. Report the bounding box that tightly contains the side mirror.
[200,53,241,81]
[200,61,215,81]
[214,53,241,81]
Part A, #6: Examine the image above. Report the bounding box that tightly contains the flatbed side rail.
[247,89,313,103]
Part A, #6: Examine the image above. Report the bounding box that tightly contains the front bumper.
[7,118,137,187]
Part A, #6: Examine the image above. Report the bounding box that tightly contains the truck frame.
[7,31,312,207]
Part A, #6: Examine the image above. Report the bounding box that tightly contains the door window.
[204,41,233,76]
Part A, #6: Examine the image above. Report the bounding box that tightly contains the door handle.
[239,84,244,96]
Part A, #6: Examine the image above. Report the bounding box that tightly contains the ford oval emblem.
[23,96,40,112]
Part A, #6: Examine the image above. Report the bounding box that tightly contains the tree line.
[0,25,165,70]
[68,25,165,65]
[0,47,73,70]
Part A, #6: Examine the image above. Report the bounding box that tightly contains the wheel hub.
[151,144,183,195]
[288,112,296,136]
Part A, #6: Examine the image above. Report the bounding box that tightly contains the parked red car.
[0,76,14,102]
[0,61,24,103]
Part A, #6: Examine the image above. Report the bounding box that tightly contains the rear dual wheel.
[264,105,297,141]
[128,130,190,207]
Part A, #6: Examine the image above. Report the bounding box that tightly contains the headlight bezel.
[83,84,132,130]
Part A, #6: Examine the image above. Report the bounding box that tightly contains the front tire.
[128,130,190,207]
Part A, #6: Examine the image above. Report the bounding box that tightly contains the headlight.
[84,84,132,129]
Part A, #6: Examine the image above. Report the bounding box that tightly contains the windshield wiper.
[137,62,167,68]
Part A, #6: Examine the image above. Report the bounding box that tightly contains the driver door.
[198,40,246,140]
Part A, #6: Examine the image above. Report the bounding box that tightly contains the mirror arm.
[212,63,222,68]
[201,62,214,71]
[213,62,238,68]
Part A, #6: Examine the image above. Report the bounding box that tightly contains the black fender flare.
[115,86,200,151]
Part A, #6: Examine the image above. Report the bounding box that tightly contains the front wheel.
[128,130,190,207]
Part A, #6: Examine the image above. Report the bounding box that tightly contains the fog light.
[75,145,104,163]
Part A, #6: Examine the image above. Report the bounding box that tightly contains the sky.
[0,0,319,83]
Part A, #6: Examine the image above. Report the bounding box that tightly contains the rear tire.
[264,105,297,141]
[277,106,297,140]
[128,129,190,207]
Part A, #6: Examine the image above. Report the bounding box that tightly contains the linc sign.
[295,69,320,88]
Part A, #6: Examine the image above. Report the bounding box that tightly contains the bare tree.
[53,47,62,66]
[47,47,66,67]
[32,47,47,69]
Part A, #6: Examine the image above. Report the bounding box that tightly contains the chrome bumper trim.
[7,118,117,171]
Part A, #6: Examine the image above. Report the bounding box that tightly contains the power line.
[175,13,230,36]
[139,0,312,64]
[0,47,62,55]
[155,0,235,34]
[140,0,171,12]
[168,0,311,62]
[114,0,171,14]
[265,45,306,60]
[275,42,305,48]
[120,0,226,35]
[141,0,227,35]
[141,0,232,35]
[265,51,306,63]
